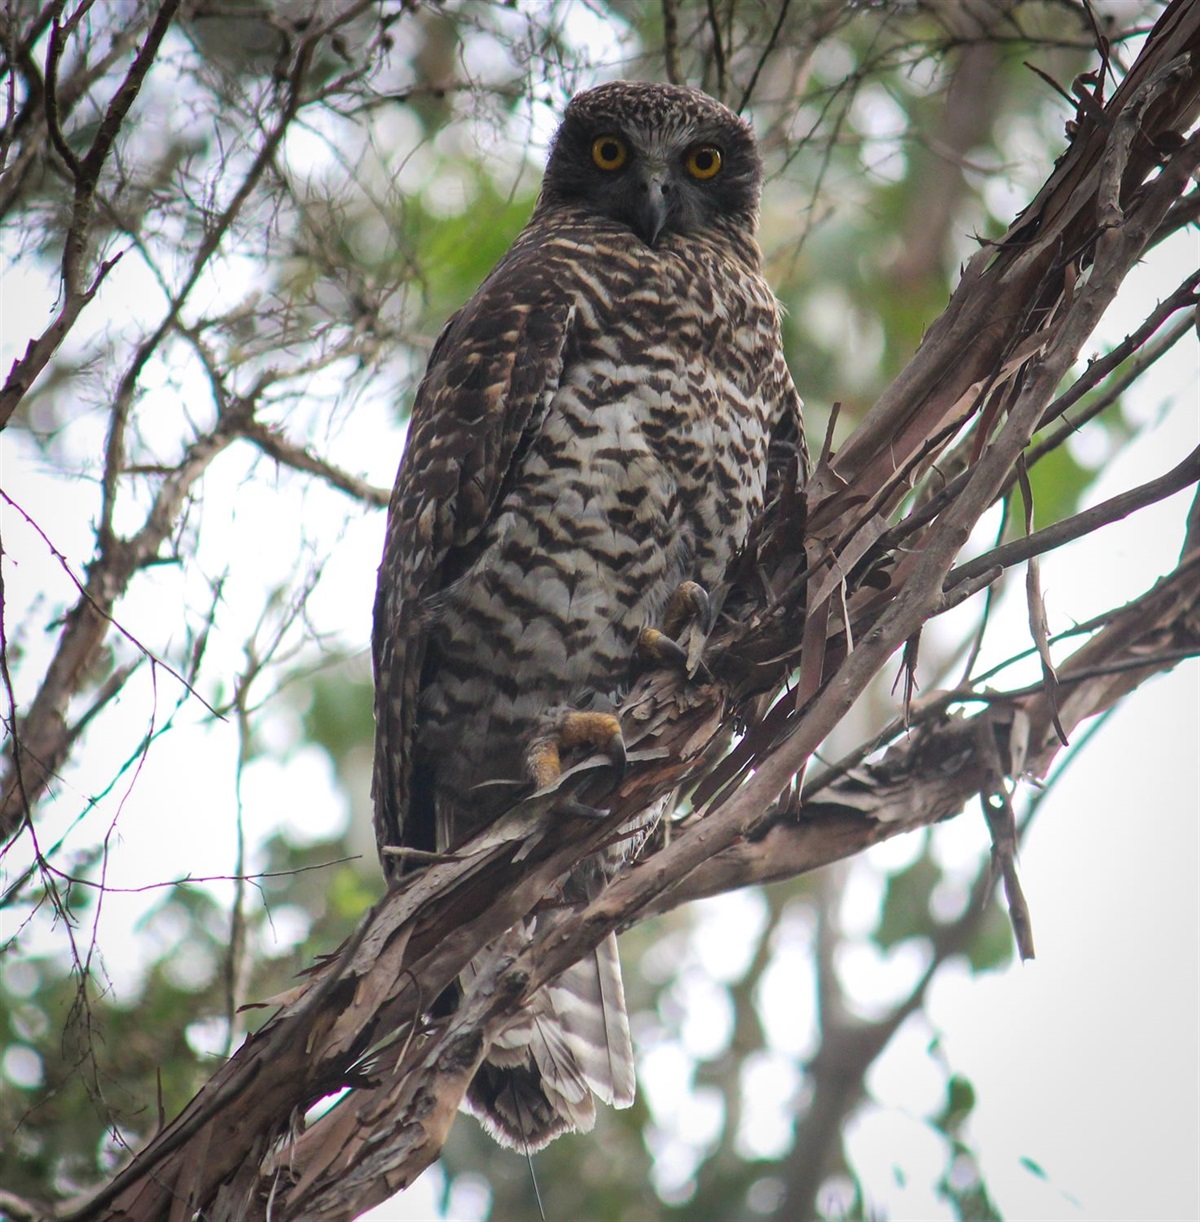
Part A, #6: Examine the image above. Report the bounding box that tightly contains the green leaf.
[875,849,940,949]
[962,898,1016,975]
[300,672,375,763]
[934,1073,977,1135]
[415,173,540,324]
[1020,1155,1049,1180]
[1024,436,1094,530]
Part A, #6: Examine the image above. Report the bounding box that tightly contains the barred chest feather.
[418,228,783,836]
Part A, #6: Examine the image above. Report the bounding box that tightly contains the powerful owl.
[372,81,805,1150]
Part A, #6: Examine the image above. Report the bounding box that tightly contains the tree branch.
[0,0,180,430]
[946,442,1200,589]
[0,2,382,840]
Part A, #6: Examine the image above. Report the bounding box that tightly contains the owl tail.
[463,931,635,1150]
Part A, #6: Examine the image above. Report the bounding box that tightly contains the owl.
[372,80,805,1150]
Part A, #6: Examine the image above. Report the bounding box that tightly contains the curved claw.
[637,626,689,668]
[636,579,711,674]
[606,727,627,783]
[527,710,626,791]
[663,580,711,639]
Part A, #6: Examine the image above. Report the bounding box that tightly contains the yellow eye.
[591,135,628,171]
[685,145,722,180]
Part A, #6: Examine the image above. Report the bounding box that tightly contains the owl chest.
[419,306,773,801]
[480,293,769,585]
[532,350,765,568]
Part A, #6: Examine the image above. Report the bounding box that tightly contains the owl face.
[541,81,763,247]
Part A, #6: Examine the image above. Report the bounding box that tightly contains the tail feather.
[546,933,634,1106]
[463,934,634,1149]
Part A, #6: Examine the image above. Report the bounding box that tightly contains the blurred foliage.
[0,0,1173,1218]
[0,834,369,1200]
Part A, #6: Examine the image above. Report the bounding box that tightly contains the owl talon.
[637,581,711,670]
[662,580,710,639]
[606,729,627,780]
[527,710,625,790]
[637,627,689,667]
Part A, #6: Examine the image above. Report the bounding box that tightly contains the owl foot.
[527,710,626,792]
[637,580,710,668]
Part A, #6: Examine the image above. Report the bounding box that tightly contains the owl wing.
[372,248,574,877]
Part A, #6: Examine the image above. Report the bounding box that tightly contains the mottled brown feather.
[371,80,806,1149]
[372,267,575,865]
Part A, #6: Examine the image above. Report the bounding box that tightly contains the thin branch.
[46,858,358,895]
[886,272,1198,556]
[705,0,727,101]
[661,0,681,85]
[0,0,180,429]
[978,727,1036,960]
[946,443,1200,590]
[1153,186,1200,244]
[237,419,390,508]
[0,7,384,837]
[96,30,320,552]
[737,0,791,113]
[43,6,82,178]
[1023,305,1197,471]
[0,542,32,842]
[0,489,220,717]
[958,493,1011,686]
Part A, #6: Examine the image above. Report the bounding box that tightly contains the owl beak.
[631,168,674,247]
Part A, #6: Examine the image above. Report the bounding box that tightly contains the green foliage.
[0,897,221,1197]
[0,830,368,1202]
[962,897,1017,976]
[256,830,379,943]
[412,172,541,325]
[940,1149,1004,1222]
[876,851,941,950]
[936,1074,976,1135]
[302,672,376,765]
[1025,441,1094,532]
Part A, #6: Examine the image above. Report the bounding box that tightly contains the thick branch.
[646,555,1200,909]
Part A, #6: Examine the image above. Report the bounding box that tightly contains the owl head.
[539,81,763,246]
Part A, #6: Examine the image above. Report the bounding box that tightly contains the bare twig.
[0,489,219,715]
[661,0,681,85]
[0,5,382,839]
[238,420,390,508]
[705,0,727,102]
[736,0,791,113]
[946,443,1200,590]
[0,0,180,428]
